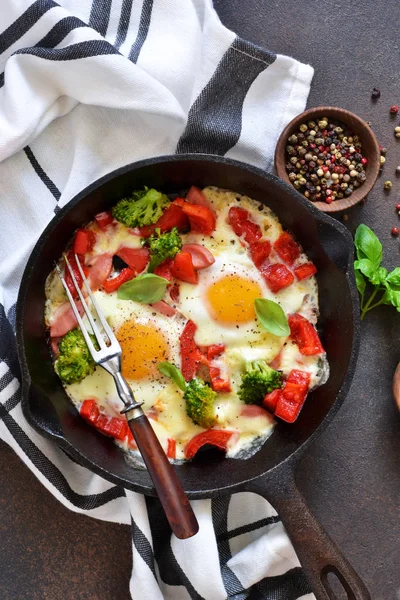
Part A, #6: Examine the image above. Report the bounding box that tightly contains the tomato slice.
[228,206,262,244]
[274,232,301,266]
[73,229,96,255]
[95,211,114,231]
[180,320,204,381]
[184,430,234,459]
[116,247,150,272]
[139,203,190,237]
[249,240,271,268]
[103,267,135,293]
[181,203,216,235]
[262,263,294,293]
[294,262,317,281]
[181,243,215,269]
[288,313,324,355]
[154,259,173,281]
[171,251,198,284]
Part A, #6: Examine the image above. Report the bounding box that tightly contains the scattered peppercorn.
[371,87,381,99]
[396,166,400,174]
[396,203,400,212]
[380,147,387,155]
[392,227,400,237]
[384,180,393,190]
[395,126,400,138]
[390,105,399,115]
[284,117,367,204]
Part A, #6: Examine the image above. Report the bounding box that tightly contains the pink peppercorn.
[390,105,399,115]
[396,203,400,211]
[361,157,368,165]
[392,227,399,236]
[326,197,333,204]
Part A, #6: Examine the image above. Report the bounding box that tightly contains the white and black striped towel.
[0,1,315,598]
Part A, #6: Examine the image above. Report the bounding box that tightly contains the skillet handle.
[248,468,371,600]
[127,412,199,540]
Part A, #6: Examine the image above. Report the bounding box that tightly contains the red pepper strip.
[207,344,225,361]
[262,263,294,293]
[154,258,174,281]
[167,438,176,459]
[181,202,216,235]
[64,251,88,297]
[263,388,283,413]
[249,240,271,268]
[180,320,204,381]
[95,211,114,231]
[80,399,100,424]
[173,197,186,208]
[185,430,234,460]
[116,247,150,272]
[139,202,189,237]
[102,417,129,440]
[274,370,311,423]
[273,232,301,266]
[103,267,136,293]
[287,369,311,386]
[186,186,215,213]
[209,366,231,392]
[228,206,262,244]
[171,251,198,284]
[294,262,317,281]
[288,313,324,355]
[73,229,96,255]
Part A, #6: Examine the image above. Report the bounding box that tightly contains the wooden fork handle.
[127,413,199,539]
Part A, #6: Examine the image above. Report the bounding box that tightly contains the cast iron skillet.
[16,155,370,600]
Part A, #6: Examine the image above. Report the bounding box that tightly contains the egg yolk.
[206,274,262,324]
[117,321,169,380]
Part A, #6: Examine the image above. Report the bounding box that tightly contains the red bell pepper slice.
[181,202,216,235]
[294,262,317,281]
[249,240,271,268]
[274,371,311,424]
[169,282,180,303]
[228,206,262,244]
[80,399,100,424]
[102,417,129,441]
[180,320,204,381]
[274,232,301,266]
[64,251,88,297]
[288,313,324,355]
[103,267,136,293]
[184,430,234,459]
[181,243,215,269]
[154,259,173,281]
[139,203,190,237]
[167,438,176,459]
[95,211,114,231]
[262,263,294,293]
[73,229,96,255]
[206,344,225,361]
[116,247,150,272]
[209,366,231,392]
[263,388,283,413]
[186,186,214,212]
[287,369,311,387]
[171,251,198,284]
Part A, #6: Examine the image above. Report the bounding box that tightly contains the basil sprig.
[354,224,400,319]
[157,362,186,391]
[254,298,290,337]
[117,273,169,303]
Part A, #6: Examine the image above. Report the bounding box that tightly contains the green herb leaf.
[385,267,400,287]
[354,224,382,268]
[117,273,169,303]
[354,258,376,282]
[254,298,290,337]
[157,362,186,391]
[354,268,366,297]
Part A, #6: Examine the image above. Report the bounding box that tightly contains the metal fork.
[56,253,198,539]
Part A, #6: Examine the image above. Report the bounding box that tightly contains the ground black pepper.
[284,117,367,203]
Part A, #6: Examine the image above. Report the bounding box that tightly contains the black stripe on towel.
[129,0,153,63]
[212,496,245,598]
[0,0,57,56]
[24,146,61,201]
[0,402,126,510]
[0,304,21,378]
[3,387,21,414]
[89,0,113,38]
[249,567,312,600]
[146,497,206,600]
[15,39,119,61]
[217,515,281,542]
[176,36,276,155]
[115,0,134,49]
[130,516,157,579]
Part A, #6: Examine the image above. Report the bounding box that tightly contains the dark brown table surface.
[1,1,400,599]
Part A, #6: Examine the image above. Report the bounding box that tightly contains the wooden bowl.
[274,106,381,213]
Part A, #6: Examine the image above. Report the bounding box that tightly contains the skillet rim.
[15,154,360,497]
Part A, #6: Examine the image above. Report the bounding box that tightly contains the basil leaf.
[255,298,290,337]
[354,258,376,282]
[157,362,186,391]
[385,267,400,287]
[354,268,366,297]
[354,224,382,268]
[117,273,169,303]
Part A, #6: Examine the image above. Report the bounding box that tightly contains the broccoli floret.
[146,227,182,272]
[112,187,170,228]
[238,360,282,405]
[55,329,95,385]
[184,378,217,428]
